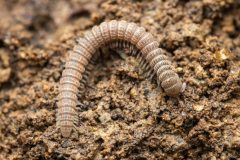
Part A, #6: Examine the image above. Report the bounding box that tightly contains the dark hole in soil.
[69,10,90,21]
[182,118,199,132]
[27,14,56,32]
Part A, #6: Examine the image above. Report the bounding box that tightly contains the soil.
[0,0,240,159]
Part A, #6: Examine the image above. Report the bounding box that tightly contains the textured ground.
[0,0,240,159]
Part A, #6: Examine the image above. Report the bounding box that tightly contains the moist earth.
[0,0,240,159]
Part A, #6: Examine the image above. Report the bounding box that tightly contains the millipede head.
[163,79,183,96]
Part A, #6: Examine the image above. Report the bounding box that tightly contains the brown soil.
[0,0,240,159]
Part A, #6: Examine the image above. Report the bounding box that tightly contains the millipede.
[57,20,184,138]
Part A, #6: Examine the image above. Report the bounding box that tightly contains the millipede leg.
[76,101,83,108]
[143,69,155,80]
[139,57,145,68]
[142,61,150,71]
[132,49,139,57]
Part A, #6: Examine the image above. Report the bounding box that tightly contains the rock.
[214,48,232,61]
[129,87,138,97]
[99,112,112,124]
[0,68,11,84]
[0,50,10,67]
[193,104,204,112]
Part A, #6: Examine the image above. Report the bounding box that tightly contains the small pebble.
[0,68,11,84]
[215,48,231,61]
[193,104,204,111]
[99,112,112,124]
[130,87,138,97]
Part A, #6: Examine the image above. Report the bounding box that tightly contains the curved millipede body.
[57,20,183,138]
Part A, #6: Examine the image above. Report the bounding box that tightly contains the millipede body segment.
[57,20,183,138]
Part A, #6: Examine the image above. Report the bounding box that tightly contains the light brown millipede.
[57,20,183,138]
